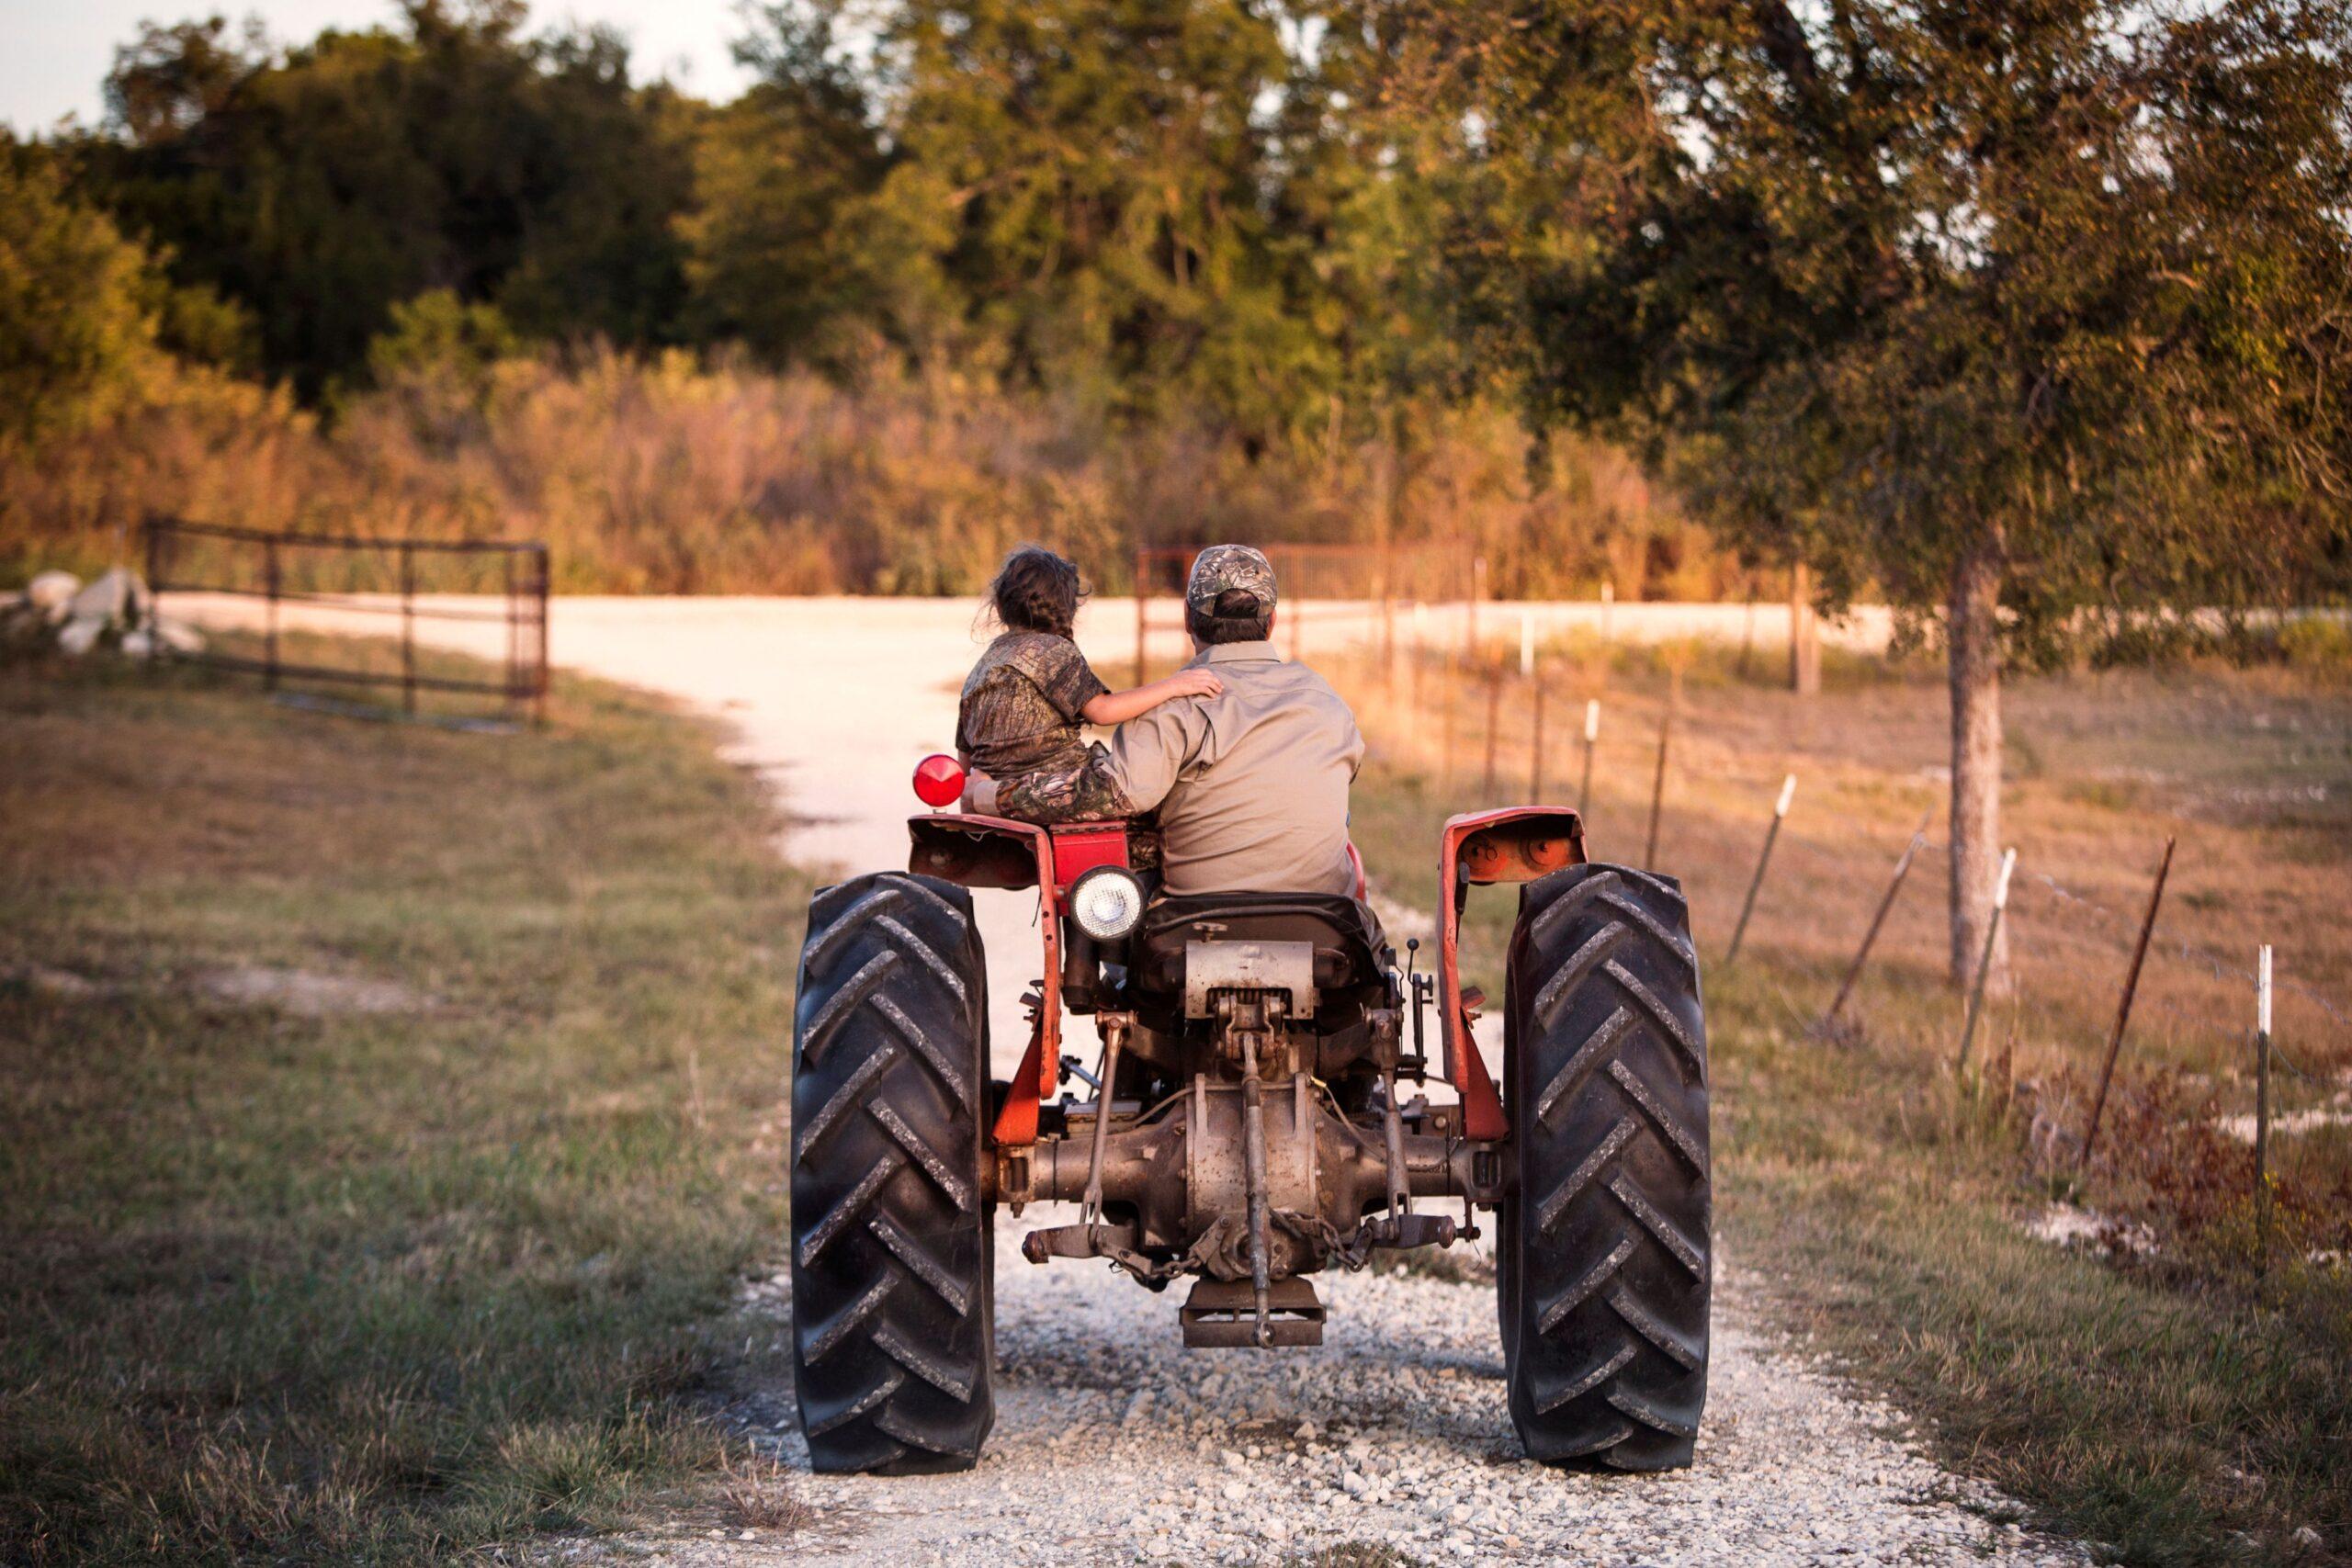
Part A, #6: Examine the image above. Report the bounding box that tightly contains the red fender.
[1437,807,1588,1141]
[907,813,1135,1149]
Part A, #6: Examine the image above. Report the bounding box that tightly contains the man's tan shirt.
[994,640,1364,896]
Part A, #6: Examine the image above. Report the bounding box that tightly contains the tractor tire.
[789,871,994,1474]
[1499,863,1711,1471]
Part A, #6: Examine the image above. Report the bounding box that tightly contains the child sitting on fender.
[958,545,1217,824]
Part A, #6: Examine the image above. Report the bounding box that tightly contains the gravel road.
[176,593,2081,1567]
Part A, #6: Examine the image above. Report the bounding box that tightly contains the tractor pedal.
[1180,1277,1325,1348]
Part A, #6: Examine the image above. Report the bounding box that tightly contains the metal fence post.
[1724,773,1797,968]
[1954,847,2018,1075]
[1825,809,1932,1024]
[1642,671,1679,868]
[263,536,281,693]
[142,516,164,669]
[399,540,418,716]
[2256,944,2274,1267]
[1480,661,1502,797]
[1530,674,1546,801]
[534,545,550,726]
[1579,699,1599,814]
[1133,544,1148,687]
[2079,836,2177,1168]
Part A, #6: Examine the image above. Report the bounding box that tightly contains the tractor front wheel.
[1499,863,1711,1470]
[789,871,994,1473]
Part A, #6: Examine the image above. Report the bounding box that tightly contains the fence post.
[533,545,550,726]
[2078,835,2177,1168]
[1530,673,1547,801]
[2256,944,2274,1268]
[142,516,164,669]
[1825,809,1932,1024]
[1953,847,2017,1075]
[1133,545,1148,686]
[400,540,418,716]
[1468,555,1486,656]
[1642,671,1678,868]
[263,536,281,693]
[1520,610,1534,678]
[1382,593,1396,692]
[1440,650,1458,791]
[1579,699,1600,814]
[1480,660,1502,798]
[1724,773,1797,968]
[1789,561,1821,696]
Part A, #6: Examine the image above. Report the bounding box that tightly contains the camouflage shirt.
[956,630,1109,781]
[997,639,1363,895]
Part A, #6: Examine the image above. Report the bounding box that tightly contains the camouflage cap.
[1185,544,1278,614]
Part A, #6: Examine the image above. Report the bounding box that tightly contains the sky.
[0,0,757,135]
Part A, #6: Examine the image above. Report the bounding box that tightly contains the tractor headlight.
[1069,865,1146,942]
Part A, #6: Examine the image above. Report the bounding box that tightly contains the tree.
[790,0,1337,438]
[71,2,692,397]
[1402,0,2352,987]
[0,143,166,443]
[676,6,920,367]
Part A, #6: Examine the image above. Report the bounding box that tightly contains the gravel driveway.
[176,593,2082,1567]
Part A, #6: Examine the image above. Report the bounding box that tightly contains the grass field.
[1348,643,2352,1566]
[0,647,808,1563]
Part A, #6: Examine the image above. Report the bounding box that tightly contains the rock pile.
[4,569,205,660]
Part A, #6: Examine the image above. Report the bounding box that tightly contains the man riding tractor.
[788,547,1711,1476]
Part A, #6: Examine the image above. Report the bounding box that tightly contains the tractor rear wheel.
[789,871,994,1473]
[1499,863,1711,1470]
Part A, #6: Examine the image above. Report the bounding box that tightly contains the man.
[966,545,1365,897]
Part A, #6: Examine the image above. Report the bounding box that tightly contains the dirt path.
[177,594,2078,1567]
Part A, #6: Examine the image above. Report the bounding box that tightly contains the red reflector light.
[912,752,966,808]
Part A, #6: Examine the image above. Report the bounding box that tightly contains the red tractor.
[788,756,1710,1473]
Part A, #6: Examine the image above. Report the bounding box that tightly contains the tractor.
[787,753,1710,1473]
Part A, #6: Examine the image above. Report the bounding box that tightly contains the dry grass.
[0,649,810,1563]
[0,352,1735,600]
[714,1451,815,1534]
[1344,645,2352,1566]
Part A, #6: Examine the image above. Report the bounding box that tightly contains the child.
[957,546,1219,818]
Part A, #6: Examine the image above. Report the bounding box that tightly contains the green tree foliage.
[0,143,166,443]
[676,7,918,367]
[72,2,693,398]
[1402,0,2352,982]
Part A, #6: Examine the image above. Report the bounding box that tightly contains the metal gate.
[144,517,549,725]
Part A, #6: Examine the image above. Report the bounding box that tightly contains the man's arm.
[987,700,1202,823]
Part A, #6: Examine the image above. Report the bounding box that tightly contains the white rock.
[65,568,132,626]
[25,570,80,619]
[56,615,106,657]
[154,616,206,654]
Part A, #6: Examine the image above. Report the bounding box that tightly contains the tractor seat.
[1133,891,1390,1000]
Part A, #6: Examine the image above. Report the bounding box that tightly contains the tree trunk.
[1947,544,2009,994]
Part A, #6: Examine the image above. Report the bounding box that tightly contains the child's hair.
[985,545,1087,639]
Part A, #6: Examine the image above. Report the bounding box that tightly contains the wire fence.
[1320,630,2352,1245]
